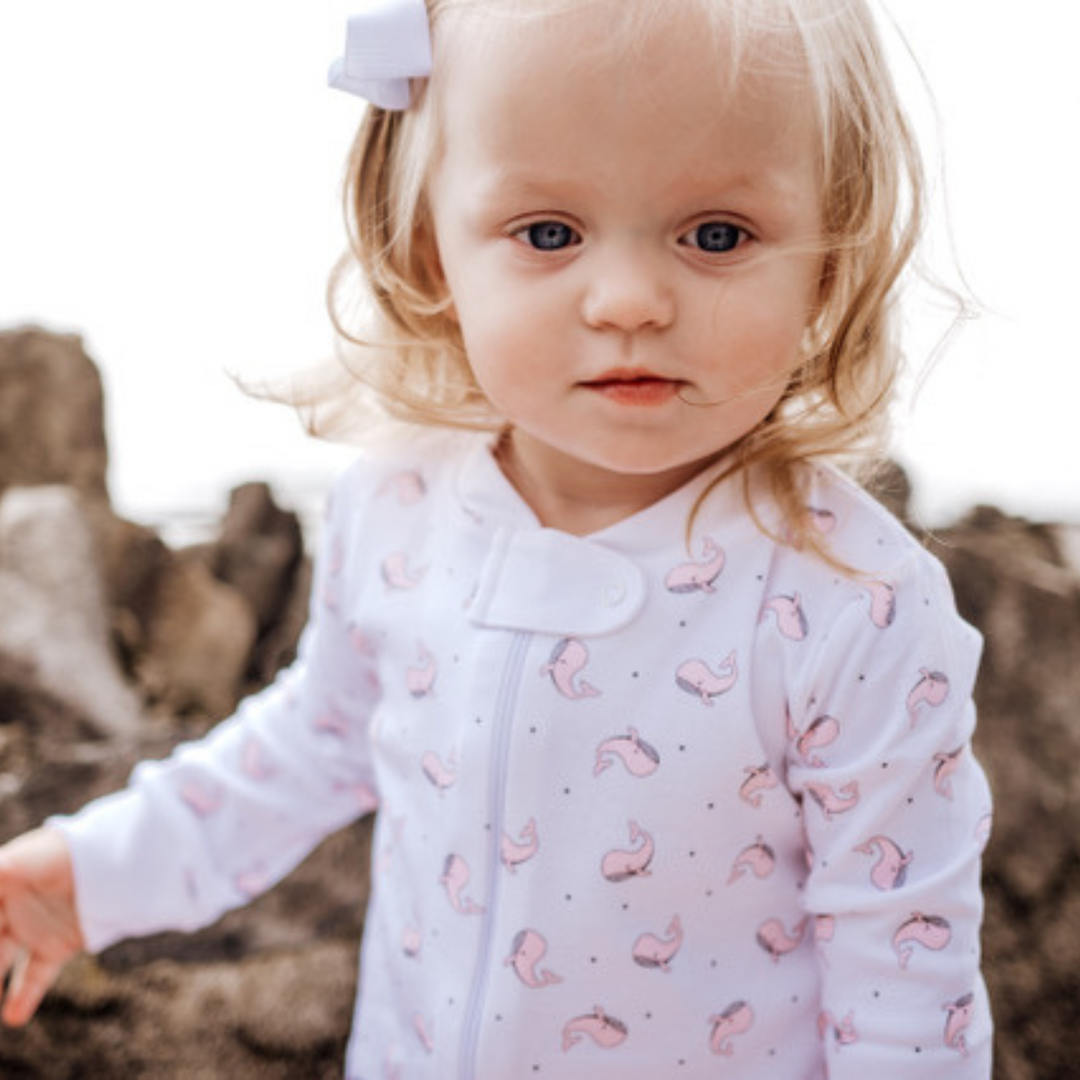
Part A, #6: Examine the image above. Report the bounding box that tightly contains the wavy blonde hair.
[285,0,928,554]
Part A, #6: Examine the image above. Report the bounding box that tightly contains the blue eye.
[521,221,578,251]
[686,222,744,254]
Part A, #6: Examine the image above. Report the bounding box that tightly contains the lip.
[581,369,683,406]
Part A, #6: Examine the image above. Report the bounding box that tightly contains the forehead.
[430,0,821,198]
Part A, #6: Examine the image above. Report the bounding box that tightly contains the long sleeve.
[51,473,383,953]
[785,550,992,1077]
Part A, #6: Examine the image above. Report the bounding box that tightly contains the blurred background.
[1,0,1077,533]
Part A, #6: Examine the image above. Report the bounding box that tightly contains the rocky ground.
[0,327,1077,1077]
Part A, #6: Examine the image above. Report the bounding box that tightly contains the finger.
[2,950,63,1027]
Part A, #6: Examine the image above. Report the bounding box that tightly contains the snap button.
[602,582,627,607]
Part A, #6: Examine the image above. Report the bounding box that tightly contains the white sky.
[1,1,1078,528]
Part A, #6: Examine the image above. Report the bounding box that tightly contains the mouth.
[581,370,683,406]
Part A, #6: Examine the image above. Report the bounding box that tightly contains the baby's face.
[427,2,825,525]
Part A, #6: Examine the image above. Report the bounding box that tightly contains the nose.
[581,246,675,332]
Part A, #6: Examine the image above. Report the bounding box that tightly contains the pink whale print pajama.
[55,433,992,1078]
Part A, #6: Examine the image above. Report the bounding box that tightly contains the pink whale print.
[756,916,807,962]
[421,750,456,792]
[814,914,836,965]
[440,854,485,915]
[787,711,840,767]
[893,913,952,968]
[406,643,437,698]
[806,505,837,534]
[179,780,223,817]
[601,820,655,882]
[541,638,601,700]
[933,747,965,799]
[818,1010,858,1049]
[505,929,563,987]
[383,1043,402,1080]
[333,779,379,815]
[739,763,780,807]
[241,735,274,781]
[906,668,950,725]
[854,835,913,890]
[761,593,809,640]
[943,993,975,1057]
[380,469,426,505]
[804,779,860,820]
[675,650,738,706]
[235,862,272,899]
[664,537,725,593]
[313,704,350,739]
[501,818,540,873]
[594,727,661,778]
[413,1011,435,1053]
[381,551,425,590]
[975,813,992,852]
[561,1006,628,1052]
[402,920,422,959]
[708,1000,754,1055]
[727,837,776,884]
[864,580,897,628]
[632,914,684,972]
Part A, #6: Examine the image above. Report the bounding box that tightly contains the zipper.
[458,630,532,1079]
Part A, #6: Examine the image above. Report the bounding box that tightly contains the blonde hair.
[286,0,929,554]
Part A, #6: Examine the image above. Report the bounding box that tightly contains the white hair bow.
[328,0,433,110]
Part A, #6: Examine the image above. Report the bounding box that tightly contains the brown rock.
[0,328,109,501]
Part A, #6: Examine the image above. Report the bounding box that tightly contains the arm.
[788,554,992,1076]
[48,468,383,953]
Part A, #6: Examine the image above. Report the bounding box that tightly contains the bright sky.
[0,1,1077,528]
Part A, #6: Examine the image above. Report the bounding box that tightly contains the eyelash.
[511,219,751,255]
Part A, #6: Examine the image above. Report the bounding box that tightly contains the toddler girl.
[0,0,992,1075]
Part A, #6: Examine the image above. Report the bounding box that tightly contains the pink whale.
[505,929,563,987]
[933,747,965,799]
[815,914,836,964]
[806,505,837,534]
[865,580,897,628]
[728,837,776,884]
[179,781,223,817]
[440,854,484,915]
[675,650,738,705]
[381,469,426,505]
[413,1011,435,1053]
[943,993,975,1056]
[893,913,952,968]
[854,835,913,890]
[708,1000,754,1055]
[561,1006,628,1052]
[594,727,661,778]
[241,736,274,781]
[664,537,725,593]
[313,704,351,738]
[818,1011,858,1048]
[381,551,425,589]
[402,922,422,959]
[601,820,655,882]
[756,917,807,962]
[804,779,860,820]
[739,764,780,807]
[761,593,808,640]
[906,668,950,725]
[406,644,437,698]
[421,750,456,792]
[788,712,840,767]
[501,818,540,873]
[632,914,684,972]
[975,814,992,851]
[541,638,601,700]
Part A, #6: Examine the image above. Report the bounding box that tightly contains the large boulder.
[0,329,109,500]
[0,486,141,737]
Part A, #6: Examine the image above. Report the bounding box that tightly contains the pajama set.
[54,432,993,1078]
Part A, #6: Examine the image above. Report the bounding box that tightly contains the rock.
[135,554,258,720]
[0,328,109,501]
[0,486,141,737]
[931,509,1080,1080]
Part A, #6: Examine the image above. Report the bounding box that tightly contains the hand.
[0,828,85,1026]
